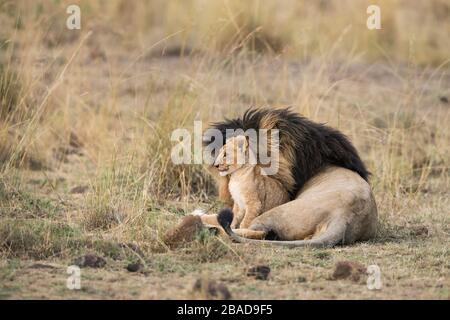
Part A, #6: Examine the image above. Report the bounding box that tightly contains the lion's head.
[205,107,369,200]
[213,135,254,176]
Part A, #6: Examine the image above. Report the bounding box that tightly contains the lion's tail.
[217,209,347,248]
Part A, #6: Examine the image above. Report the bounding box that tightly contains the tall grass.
[0,0,449,258]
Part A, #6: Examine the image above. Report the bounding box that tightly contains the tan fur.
[218,175,233,206]
[198,109,377,247]
[213,136,290,229]
[259,113,296,193]
[203,109,300,205]
[221,166,378,247]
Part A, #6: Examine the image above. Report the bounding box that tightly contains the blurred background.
[2,0,450,63]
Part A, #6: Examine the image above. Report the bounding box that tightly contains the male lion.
[175,108,378,248]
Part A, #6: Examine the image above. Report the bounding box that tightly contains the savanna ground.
[0,0,449,299]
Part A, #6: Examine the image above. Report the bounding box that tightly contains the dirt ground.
[1,218,449,299]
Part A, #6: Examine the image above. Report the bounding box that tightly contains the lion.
[193,107,378,247]
[213,135,290,229]
[217,165,378,246]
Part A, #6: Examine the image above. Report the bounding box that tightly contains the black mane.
[205,107,370,198]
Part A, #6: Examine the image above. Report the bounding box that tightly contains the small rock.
[331,261,366,282]
[163,215,203,248]
[192,278,231,300]
[247,265,271,280]
[126,262,143,272]
[72,253,106,268]
[70,185,89,194]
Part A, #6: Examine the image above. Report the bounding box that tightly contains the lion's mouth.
[217,166,229,176]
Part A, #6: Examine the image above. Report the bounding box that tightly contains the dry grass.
[0,0,449,299]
